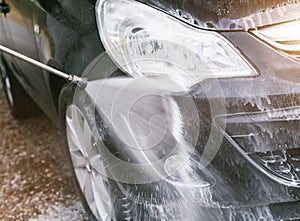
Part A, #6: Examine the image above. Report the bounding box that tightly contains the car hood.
[138,0,300,30]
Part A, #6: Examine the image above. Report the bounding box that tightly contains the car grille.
[216,106,300,186]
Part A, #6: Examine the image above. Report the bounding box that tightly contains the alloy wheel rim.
[0,68,14,107]
[66,104,113,221]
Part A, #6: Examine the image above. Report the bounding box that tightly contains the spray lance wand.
[0,44,88,89]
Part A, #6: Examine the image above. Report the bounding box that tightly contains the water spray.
[0,44,88,89]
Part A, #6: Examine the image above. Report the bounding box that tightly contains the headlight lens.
[96,0,257,89]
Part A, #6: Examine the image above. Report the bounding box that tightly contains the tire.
[59,85,137,221]
[0,57,38,119]
[59,84,168,221]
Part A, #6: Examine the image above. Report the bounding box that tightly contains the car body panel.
[0,0,104,123]
[1,0,300,220]
[84,51,300,207]
[139,0,300,30]
[1,0,59,121]
[0,12,6,47]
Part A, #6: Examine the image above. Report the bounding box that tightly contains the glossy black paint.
[1,0,300,219]
[0,0,103,124]
[139,0,300,30]
[1,0,300,121]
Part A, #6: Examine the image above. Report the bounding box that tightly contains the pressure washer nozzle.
[69,75,88,89]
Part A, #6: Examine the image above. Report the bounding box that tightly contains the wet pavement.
[0,88,87,220]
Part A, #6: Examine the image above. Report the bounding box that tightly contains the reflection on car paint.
[144,0,300,30]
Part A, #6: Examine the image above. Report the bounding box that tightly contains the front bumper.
[79,30,300,220]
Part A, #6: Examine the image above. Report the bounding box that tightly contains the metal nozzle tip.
[70,75,88,89]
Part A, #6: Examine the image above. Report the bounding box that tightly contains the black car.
[1,0,300,220]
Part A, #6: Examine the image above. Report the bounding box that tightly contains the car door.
[1,0,58,121]
[0,3,7,59]
[0,2,7,47]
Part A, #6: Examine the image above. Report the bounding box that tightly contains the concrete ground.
[0,86,88,220]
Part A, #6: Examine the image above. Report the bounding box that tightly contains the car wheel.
[0,57,38,119]
[59,84,172,221]
[65,103,114,220]
[59,85,140,221]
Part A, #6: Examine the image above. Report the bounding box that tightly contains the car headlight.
[96,0,257,89]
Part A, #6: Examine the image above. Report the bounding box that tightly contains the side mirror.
[0,0,10,16]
